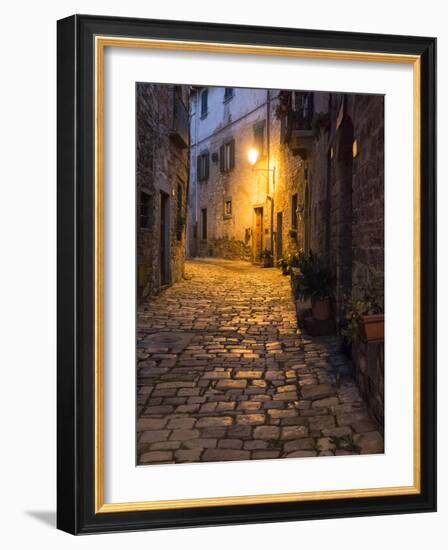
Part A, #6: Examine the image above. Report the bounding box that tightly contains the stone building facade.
[188,87,279,262]
[187,85,384,310]
[136,83,190,302]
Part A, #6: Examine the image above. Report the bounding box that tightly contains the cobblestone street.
[137,258,383,465]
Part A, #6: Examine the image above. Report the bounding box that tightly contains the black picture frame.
[57,14,436,535]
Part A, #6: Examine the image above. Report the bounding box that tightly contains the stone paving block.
[140,451,173,463]
[169,429,200,441]
[308,415,336,432]
[351,418,378,433]
[202,449,250,462]
[267,409,298,419]
[196,416,233,428]
[272,391,298,401]
[150,441,181,451]
[166,417,196,430]
[312,397,339,408]
[300,383,335,401]
[137,418,168,431]
[244,440,269,450]
[353,431,384,454]
[218,439,243,449]
[175,449,202,462]
[322,426,353,437]
[234,370,263,379]
[253,426,280,440]
[236,414,266,425]
[216,379,248,389]
[227,425,252,439]
[140,430,170,444]
[283,438,315,452]
[183,438,217,449]
[281,425,309,440]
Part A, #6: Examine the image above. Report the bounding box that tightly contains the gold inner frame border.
[94,35,421,513]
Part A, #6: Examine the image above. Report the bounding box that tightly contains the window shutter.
[205,153,210,179]
[219,145,224,172]
[230,139,235,169]
[197,155,201,180]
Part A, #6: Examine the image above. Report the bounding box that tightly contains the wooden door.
[253,207,263,263]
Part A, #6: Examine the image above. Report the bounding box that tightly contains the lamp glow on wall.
[247,147,259,166]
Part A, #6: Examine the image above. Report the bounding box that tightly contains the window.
[219,139,235,172]
[224,87,234,101]
[291,193,298,230]
[197,152,210,181]
[201,208,207,240]
[200,88,208,117]
[224,198,232,218]
[253,122,265,155]
[140,191,152,229]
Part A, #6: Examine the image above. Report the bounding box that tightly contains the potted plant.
[277,255,290,275]
[260,249,273,268]
[341,281,384,343]
[293,251,334,321]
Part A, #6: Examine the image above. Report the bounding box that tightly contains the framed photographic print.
[57,14,436,534]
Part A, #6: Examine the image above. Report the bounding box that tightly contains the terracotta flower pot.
[312,297,331,321]
[362,314,384,342]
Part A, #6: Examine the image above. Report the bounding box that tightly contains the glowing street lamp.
[247,147,259,166]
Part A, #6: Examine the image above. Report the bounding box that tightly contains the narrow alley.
[137,259,383,465]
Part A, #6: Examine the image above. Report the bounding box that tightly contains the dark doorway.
[253,207,264,263]
[276,211,283,260]
[160,191,171,285]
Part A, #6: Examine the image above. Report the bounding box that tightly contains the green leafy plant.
[260,249,273,259]
[340,277,384,342]
[277,255,291,275]
[292,250,334,301]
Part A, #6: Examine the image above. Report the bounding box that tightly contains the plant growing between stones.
[329,434,360,454]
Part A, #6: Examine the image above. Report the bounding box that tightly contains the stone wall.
[351,95,385,297]
[136,83,190,301]
[306,93,384,315]
[352,339,384,429]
